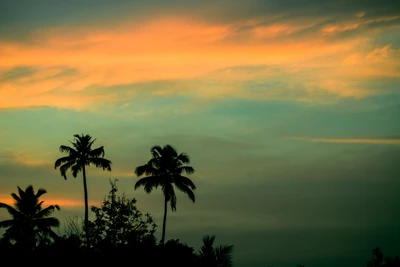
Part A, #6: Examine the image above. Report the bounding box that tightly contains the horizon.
[1,0,400,266]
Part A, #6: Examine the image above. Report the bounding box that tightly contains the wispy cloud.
[0,196,98,208]
[288,137,400,145]
[0,0,399,111]
[0,150,55,167]
[13,154,53,167]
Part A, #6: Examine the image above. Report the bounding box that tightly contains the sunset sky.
[0,0,399,266]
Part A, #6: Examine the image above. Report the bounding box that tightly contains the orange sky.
[1,1,400,266]
[1,15,399,110]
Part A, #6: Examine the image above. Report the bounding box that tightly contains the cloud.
[2,0,398,33]
[288,137,400,145]
[0,3,399,110]
[0,196,94,208]
[0,150,54,167]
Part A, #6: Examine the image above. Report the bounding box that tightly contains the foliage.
[134,144,196,244]
[88,179,157,250]
[159,239,199,267]
[54,134,112,180]
[367,247,400,267]
[54,133,112,246]
[0,185,60,251]
[198,235,234,267]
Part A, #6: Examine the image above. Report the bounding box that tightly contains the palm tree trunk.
[161,195,168,245]
[82,165,90,248]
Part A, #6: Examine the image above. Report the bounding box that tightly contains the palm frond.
[35,217,60,228]
[87,137,97,149]
[164,144,178,158]
[202,235,216,247]
[36,201,44,210]
[73,133,82,139]
[135,163,156,177]
[150,145,163,158]
[170,193,177,211]
[59,145,77,156]
[175,175,196,190]
[148,158,162,171]
[54,156,75,169]
[59,161,76,180]
[17,186,25,200]
[72,134,94,152]
[176,165,195,175]
[176,152,190,164]
[163,184,177,211]
[88,146,105,158]
[35,205,57,219]
[0,203,21,218]
[24,185,35,197]
[10,192,21,202]
[70,136,81,151]
[135,164,147,176]
[135,176,160,193]
[71,163,82,178]
[88,157,112,171]
[216,245,234,267]
[35,188,47,199]
[0,219,15,228]
[199,235,216,259]
[174,180,195,203]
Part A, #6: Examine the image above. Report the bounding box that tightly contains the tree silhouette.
[198,235,234,267]
[160,239,199,266]
[0,185,60,251]
[367,247,400,267]
[89,179,157,249]
[54,133,112,247]
[134,144,195,245]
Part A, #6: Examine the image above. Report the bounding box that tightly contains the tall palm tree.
[54,133,112,246]
[198,235,234,267]
[134,144,195,245]
[0,185,60,251]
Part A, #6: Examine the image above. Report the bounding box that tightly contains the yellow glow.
[0,197,99,208]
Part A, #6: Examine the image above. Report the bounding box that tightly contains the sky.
[0,0,399,266]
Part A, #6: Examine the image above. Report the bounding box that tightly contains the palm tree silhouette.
[134,144,195,245]
[0,185,60,251]
[54,134,112,247]
[198,235,234,267]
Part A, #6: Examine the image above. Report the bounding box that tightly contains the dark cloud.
[0,66,78,84]
[200,0,400,23]
[0,66,36,82]
[1,0,399,42]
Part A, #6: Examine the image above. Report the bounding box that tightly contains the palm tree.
[0,185,60,251]
[134,144,195,245]
[54,133,112,246]
[198,235,234,267]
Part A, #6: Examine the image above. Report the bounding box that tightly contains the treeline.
[1,182,399,266]
[0,134,233,266]
[0,133,398,267]
[0,181,233,266]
